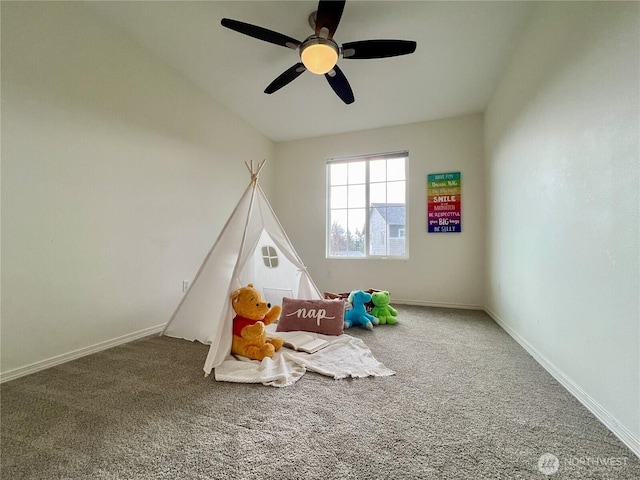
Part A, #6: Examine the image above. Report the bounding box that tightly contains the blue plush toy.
[344,290,379,330]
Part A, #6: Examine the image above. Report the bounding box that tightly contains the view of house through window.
[327,152,408,258]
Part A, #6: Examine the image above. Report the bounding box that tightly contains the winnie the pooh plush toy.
[371,290,398,325]
[231,284,284,361]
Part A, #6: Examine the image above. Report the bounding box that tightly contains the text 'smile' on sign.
[427,172,461,233]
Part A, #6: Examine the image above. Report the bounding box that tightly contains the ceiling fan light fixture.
[300,37,338,74]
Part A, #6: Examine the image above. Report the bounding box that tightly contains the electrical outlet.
[183,280,190,292]
[327,270,332,278]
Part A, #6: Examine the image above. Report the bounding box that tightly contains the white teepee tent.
[162,160,322,375]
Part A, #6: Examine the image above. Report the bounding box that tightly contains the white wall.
[485,2,639,452]
[273,114,485,307]
[0,2,275,378]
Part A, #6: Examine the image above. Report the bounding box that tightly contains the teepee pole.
[227,160,265,288]
[245,159,265,186]
[161,161,263,337]
[200,160,264,372]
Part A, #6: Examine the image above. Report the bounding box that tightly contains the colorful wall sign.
[427,172,461,233]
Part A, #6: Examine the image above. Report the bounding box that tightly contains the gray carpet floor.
[1,305,638,479]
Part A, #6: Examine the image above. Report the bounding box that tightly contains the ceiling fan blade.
[221,18,301,49]
[325,65,354,104]
[342,40,417,59]
[264,63,307,94]
[315,0,346,39]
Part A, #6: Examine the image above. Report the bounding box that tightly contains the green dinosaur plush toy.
[370,291,398,325]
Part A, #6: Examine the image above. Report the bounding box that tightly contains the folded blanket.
[283,335,395,379]
[214,352,306,387]
[214,328,395,387]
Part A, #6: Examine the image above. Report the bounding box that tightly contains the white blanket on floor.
[214,328,395,387]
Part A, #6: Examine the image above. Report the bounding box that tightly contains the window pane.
[347,208,365,256]
[348,208,366,234]
[387,205,406,255]
[369,203,406,256]
[330,210,348,231]
[369,205,387,256]
[387,157,405,181]
[387,181,405,203]
[329,210,348,255]
[330,163,348,186]
[387,205,406,227]
[348,161,366,184]
[370,159,386,182]
[370,182,386,204]
[348,184,366,208]
[331,185,348,209]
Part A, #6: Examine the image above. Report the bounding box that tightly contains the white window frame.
[326,151,409,259]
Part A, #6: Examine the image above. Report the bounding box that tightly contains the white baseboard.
[0,324,165,384]
[484,306,640,459]
[395,298,485,310]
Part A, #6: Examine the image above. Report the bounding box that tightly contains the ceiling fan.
[221,0,417,104]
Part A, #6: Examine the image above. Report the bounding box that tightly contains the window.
[327,152,408,258]
[261,245,279,268]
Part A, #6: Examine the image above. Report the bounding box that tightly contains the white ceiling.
[89,1,536,142]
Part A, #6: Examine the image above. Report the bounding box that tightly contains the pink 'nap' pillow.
[276,297,344,335]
